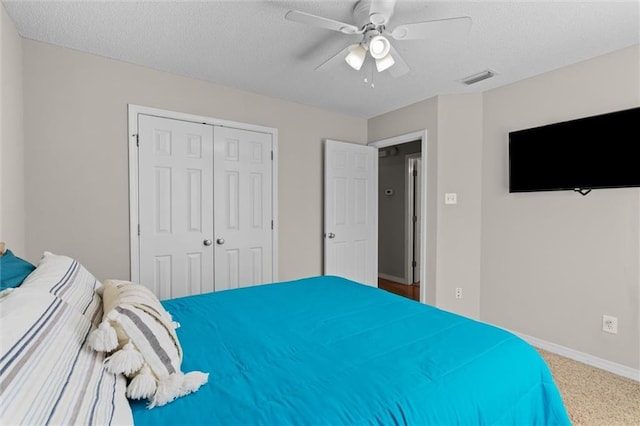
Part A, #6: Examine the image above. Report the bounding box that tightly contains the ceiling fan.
[285,0,472,78]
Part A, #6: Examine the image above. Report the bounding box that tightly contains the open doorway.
[368,129,434,303]
[377,141,421,301]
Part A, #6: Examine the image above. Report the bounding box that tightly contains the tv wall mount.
[573,188,592,196]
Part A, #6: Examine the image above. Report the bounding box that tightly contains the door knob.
[327,233,335,239]
[216,238,225,245]
[203,239,213,246]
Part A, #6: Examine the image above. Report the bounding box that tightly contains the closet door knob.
[203,239,213,246]
[216,238,225,245]
[327,233,336,239]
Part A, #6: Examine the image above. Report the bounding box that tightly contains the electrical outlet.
[602,315,618,334]
[455,287,463,299]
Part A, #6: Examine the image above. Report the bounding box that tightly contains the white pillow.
[20,252,103,324]
[0,287,132,425]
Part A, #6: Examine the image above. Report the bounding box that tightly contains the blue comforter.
[132,276,570,425]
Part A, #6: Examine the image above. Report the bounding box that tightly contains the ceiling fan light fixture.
[345,44,367,70]
[375,53,395,72]
[368,35,391,59]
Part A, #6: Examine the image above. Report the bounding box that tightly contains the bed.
[1,253,570,425]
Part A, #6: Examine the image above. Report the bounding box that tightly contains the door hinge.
[412,260,417,267]
[271,220,274,230]
[413,169,418,177]
[271,151,273,161]
[134,134,139,147]
[413,215,417,223]
[137,224,140,236]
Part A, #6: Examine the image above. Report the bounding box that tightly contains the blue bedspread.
[131,276,570,425]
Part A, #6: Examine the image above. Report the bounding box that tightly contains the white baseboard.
[513,331,639,382]
[378,273,409,285]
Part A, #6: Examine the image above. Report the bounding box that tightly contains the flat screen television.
[509,107,640,194]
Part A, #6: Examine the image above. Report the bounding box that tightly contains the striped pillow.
[0,287,132,425]
[89,280,208,408]
[20,252,103,325]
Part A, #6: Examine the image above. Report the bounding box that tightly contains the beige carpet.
[538,349,640,425]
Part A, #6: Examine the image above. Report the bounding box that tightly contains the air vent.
[461,69,496,85]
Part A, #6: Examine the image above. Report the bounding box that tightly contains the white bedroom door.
[213,126,273,291]
[138,114,215,299]
[324,139,378,287]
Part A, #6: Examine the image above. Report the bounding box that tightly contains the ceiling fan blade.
[314,46,351,72]
[368,0,396,25]
[388,45,409,78]
[389,16,472,40]
[285,10,361,34]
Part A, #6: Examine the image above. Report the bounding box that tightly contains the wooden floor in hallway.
[378,277,420,302]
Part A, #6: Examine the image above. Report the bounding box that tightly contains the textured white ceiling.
[3,0,639,118]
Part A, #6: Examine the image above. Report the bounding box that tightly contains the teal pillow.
[0,250,36,290]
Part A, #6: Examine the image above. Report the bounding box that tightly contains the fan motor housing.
[353,0,395,29]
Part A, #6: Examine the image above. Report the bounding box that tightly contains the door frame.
[369,130,427,303]
[127,104,279,283]
[405,153,421,285]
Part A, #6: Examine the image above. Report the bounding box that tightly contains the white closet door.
[213,126,273,291]
[138,115,214,299]
[324,139,378,286]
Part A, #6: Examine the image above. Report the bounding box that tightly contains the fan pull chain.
[363,58,375,89]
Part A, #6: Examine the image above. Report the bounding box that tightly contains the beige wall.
[22,39,367,281]
[0,4,25,257]
[368,94,483,319]
[435,94,483,317]
[481,45,640,369]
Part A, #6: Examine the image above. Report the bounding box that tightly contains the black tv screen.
[509,107,640,193]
